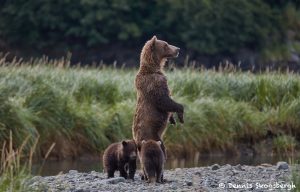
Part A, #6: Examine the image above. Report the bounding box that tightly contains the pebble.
[235,164,245,171]
[69,170,78,174]
[186,181,193,186]
[211,164,220,170]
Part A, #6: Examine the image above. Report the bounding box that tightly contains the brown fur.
[103,140,137,179]
[132,36,184,157]
[140,140,165,183]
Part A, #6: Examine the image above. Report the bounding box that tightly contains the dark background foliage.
[0,0,299,68]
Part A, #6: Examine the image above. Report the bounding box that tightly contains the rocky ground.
[28,162,299,192]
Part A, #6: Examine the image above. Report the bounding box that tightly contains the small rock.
[170,183,177,190]
[235,164,245,171]
[101,177,126,184]
[27,176,42,185]
[69,170,78,174]
[186,181,193,186]
[194,171,201,176]
[211,164,220,170]
[276,161,289,170]
[31,176,42,181]
[47,177,55,181]
[232,170,239,175]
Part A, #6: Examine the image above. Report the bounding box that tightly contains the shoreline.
[28,162,298,192]
[32,153,299,177]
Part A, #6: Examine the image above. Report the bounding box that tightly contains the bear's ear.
[122,140,127,147]
[141,140,146,144]
[150,36,157,51]
[157,141,162,145]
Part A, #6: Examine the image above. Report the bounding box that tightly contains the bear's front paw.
[177,112,184,124]
[169,115,176,125]
[140,172,145,180]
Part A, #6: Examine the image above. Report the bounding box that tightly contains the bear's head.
[140,36,180,72]
[120,140,137,160]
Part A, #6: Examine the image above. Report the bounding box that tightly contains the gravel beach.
[28,162,298,192]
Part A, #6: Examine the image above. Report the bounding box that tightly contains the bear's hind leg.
[156,170,163,183]
[144,165,156,183]
[142,167,148,181]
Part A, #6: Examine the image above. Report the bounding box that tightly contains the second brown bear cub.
[103,140,137,179]
[140,140,165,183]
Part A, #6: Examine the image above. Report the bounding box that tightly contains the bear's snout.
[130,151,137,160]
[169,45,180,58]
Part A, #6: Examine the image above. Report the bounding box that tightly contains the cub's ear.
[141,140,146,144]
[122,141,127,146]
[157,141,162,145]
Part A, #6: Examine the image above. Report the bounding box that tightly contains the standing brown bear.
[103,140,137,179]
[132,36,184,157]
[140,140,165,183]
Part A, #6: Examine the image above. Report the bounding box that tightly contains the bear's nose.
[130,152,137,159]
[175,47,180,56]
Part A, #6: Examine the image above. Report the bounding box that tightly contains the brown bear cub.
[140,140,165,183]
[132,36,184,158]
[103,140,137,179]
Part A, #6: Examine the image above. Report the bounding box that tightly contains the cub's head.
[140,36,180,71]
[140,140,162,151]
[141,140,162,146]
[121,140,137,160]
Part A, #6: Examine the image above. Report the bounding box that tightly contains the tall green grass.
[0,56,300,158]
[0,132,36,192]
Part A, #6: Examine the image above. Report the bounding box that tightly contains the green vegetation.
[0,132,35,192]
[0,56,300,158]
[0,1,299,61]
[292,157,300,192]
[293,169,300,192]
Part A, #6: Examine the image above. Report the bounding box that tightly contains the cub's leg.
[118,162,128,179]
[128,159,136,180]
